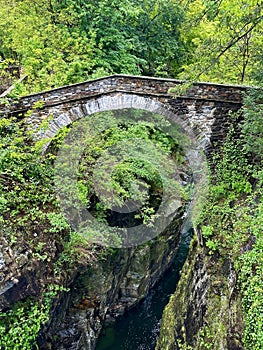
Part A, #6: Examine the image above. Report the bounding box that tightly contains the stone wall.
[0,234,59,310]
[0,74,246,158]
[0,75,246,114]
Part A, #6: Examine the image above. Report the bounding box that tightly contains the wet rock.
[38,208,185,349]
[156,237,244,350]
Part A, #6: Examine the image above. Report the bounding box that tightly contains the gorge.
[0,75,261,350]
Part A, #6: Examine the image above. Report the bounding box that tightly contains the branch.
[195,9,263,80]
[215,17,261,62]
[194,0,224,24]
[0,75,27,98]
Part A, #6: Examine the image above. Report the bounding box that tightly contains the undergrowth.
[196,88,263,350]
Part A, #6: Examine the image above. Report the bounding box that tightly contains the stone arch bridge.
[1,74,247,160]
[0,74,249,318]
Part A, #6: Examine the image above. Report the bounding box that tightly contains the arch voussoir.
[1,75,244,157]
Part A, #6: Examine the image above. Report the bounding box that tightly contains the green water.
[96,228,193,350]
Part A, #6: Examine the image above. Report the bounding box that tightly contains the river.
[96,227,193,350]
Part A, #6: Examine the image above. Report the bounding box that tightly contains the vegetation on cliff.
[197,89,263,349]
[0,109,188,347]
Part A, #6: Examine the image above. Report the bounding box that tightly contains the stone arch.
[37,93,205,150]
[39,93,208,189]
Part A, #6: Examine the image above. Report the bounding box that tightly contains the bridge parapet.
[1,74,246,115]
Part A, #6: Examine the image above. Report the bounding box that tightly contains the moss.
[156,235,244,350]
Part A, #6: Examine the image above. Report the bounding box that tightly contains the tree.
[0,0,97,93]
[52,0,187,77]
[179,0,263,85]
[0,0,187,95]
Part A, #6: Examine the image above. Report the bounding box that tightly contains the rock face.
[0,235,58,311]
[37,207,185,350]
[156,234,244,350]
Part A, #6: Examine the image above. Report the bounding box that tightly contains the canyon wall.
[37,207,185,349]
[156,233,244,350]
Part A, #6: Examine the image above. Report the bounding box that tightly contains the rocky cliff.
[156,232,244,350]
[36,207,185,350]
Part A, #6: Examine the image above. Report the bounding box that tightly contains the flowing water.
[96,228,193,350]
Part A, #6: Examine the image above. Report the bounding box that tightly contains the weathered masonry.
[1,74,247,158]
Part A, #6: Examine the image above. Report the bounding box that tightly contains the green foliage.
[75,110,187,225]
[51,109,189,251]
[0,0,262,92]
[242,87,263,161]
[54,231,98,271]
[0,108,185,272]
[0,298,50,349]
[0,0,97,93]
[196,88,263,349]
[0,117,65,245]
[0,284,68,350]
[50,0,186,77]
[236,180,263,349]
[198,327,215,349]
[0,0,187,94]
[179,0,263,84]
[0,115,98,276]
